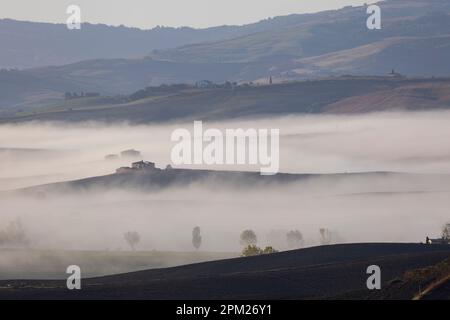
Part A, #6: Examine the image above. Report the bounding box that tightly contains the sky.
[0,0,379,29]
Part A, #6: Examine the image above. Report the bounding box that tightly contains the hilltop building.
[426,236,450,245]
[132,160,155,170]
[64,92,100,100]
[115,161,158,174]
[195,80,215,88]
[387,69,403,78]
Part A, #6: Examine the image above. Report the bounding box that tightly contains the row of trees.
[121,222,450,252]
[240,228,335,249]
[122,227,203,251]
[1,221,449,252]
[121,227,336,252]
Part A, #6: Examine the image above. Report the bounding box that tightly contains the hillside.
[294,35,450,78]
[0,16,307,69]
[340,255,450,299]
[9,167,450,198]
[149,0,450,77]
[0,249,236,280]
[0,243,449,299]
[2,78,450,123]
[2,0,450,110]
[12,167,332,195]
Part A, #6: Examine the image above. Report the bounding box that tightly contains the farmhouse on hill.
[426,236,450,245]
[387,69,403,78]
[115,161,158,174]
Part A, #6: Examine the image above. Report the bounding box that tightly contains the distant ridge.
[1,0,450,111]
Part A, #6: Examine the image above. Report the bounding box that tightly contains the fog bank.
[0,111,449,254]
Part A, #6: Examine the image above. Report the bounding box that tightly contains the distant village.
[64,91,100,100]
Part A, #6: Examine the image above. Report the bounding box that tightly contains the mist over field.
[1,180,450,253]
[2,111,450,189]
[0,111,449,256]
[2,0,450,300]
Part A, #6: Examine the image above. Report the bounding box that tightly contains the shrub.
[242,245,278,257]
[242,245,262,257]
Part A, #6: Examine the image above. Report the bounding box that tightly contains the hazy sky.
[0,0,378,29]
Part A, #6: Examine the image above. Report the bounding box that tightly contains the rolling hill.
[294,35,450,78]
[149,2,450,64]
[2,0,450,111]
[8,166,450,199]
[0,249,236,280]
[2,78,450,123]
[0,243,449,299]
[148,0,450,79]
[0,16,307,70]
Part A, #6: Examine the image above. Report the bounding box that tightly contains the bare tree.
[192,226,202,250]
[123,231,140,251]
[286,230,304,249]
[319,228,332,245]
[0,219,30,248]
[442,223,450,240]
[240,229,257,246]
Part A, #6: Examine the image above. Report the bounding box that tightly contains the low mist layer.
[0,112,450,277]
[2,111,450,191]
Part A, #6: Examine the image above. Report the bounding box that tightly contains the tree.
[286,230,304,249]
[262,246,278,254]
[124,231,140,251]
[319,228,332,245]
[442,223,450,240]
[240,229,257,246]
[192,226,202,250]
[0,219,30,248]
[242,245,262,257]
